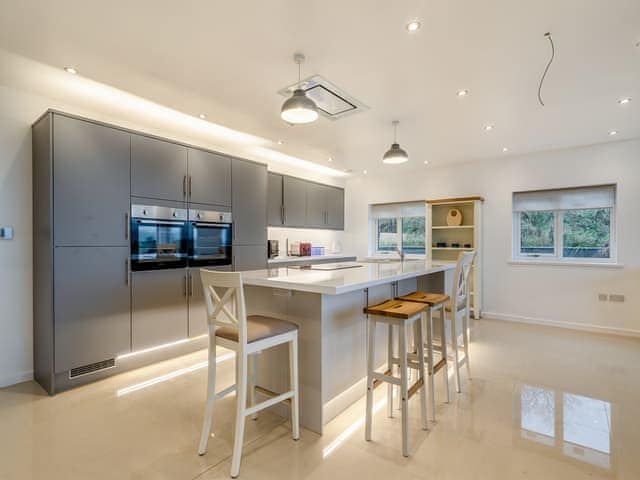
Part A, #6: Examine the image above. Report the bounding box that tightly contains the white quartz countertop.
[267,254,356,264]
[242,260,455,295]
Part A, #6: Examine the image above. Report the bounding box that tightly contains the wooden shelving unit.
[426,196,484,319]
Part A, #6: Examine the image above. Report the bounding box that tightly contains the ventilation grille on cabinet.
[277,75,369,120]
[69,358,116,379]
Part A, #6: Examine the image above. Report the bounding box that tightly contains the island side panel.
[321,277,418,424]
[244,285,324,434]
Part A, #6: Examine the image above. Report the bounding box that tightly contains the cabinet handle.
[188,176,192,197]
[189,272,194,297]
[125,212,129,240]
[125,258,130,286]
[283,206,286,225]
[183,175,187,197]
[183,274,187,297]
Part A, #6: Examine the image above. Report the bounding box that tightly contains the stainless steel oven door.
[188,209,232,267]
[130,205,188,271]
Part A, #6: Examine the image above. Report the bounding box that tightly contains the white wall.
[344,140,640,336]
[0,51,343,388]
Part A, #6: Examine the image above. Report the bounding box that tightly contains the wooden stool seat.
[363,299,429,319]
[396,292,450,307]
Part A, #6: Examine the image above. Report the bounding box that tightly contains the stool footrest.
[372,369,400,389]
[246,389,294,417]
[408,377,424,399]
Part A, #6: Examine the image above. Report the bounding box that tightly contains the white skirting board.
[483,312,640,339]
[0,370,34,389]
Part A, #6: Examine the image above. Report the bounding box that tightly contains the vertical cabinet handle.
[188,176,192,197]
[183,175,187,197]
[125,212,129,240]
[125,258,130,286]
[283,206,286,225]
[183,274,187,297]
[189,272,194,297]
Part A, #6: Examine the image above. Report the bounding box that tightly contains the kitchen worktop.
[242,260,455,295]
[267,254,356,265]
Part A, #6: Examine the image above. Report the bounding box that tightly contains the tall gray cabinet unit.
[232,159,268,270]
[33,112,132,394]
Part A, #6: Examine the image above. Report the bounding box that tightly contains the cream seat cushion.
[216,315,298,343]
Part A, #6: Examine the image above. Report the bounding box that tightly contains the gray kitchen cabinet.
[54,246,131,373]
[131,134,188,202]
[233,245,267,271]
[267,172,284,226]
[232,159,267,245]
[326,186,345,229]
[283,176,307,227]
[53,114,130,246]
[188,148,231,206]
[305,182,327,228]
[132,269,188,351]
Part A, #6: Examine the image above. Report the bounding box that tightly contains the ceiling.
[1,0,639,175]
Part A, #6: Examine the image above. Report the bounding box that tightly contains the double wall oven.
[130,203,232,271]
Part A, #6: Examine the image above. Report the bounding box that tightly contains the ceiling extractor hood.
[278,75,369,120]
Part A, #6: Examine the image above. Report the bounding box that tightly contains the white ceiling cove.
[0,0,639,174]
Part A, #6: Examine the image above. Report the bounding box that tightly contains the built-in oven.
[187,208,232,267]
[130,204,188,271]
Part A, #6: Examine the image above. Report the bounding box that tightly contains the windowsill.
[508,259,624,268]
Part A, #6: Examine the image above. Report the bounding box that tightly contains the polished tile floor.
[1,319,639,479]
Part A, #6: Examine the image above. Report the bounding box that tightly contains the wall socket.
[598,293,625,302]
[0,226,14,240]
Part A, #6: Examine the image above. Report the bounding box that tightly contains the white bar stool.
[363,299,429,457]
[198,269,300,478]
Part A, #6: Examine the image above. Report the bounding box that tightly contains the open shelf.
[432,247,474,251]
[432,225,474,230]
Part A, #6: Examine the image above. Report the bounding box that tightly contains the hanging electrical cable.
[538,32,555,107]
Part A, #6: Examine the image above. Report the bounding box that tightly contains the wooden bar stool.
[396,292,451,418]
[198,269,300,478]
[401,251,476,393]
[363,299,429,457]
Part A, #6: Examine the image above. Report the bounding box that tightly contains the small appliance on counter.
[311,246,325,256]
[288,241,312,256]
[267,239,279,259]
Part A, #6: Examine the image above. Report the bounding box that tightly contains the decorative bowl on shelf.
[436,242,447,248]
[451,242,461,248]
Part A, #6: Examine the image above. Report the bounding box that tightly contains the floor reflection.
[516,383,613,471]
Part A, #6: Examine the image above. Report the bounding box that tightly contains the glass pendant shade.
[281,88,319,124]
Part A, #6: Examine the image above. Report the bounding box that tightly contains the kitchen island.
[240,260,456,434]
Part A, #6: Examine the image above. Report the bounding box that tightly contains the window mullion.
[397,215,402,253]
[556,210,564,259]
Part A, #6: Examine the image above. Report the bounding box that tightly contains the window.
[513,185,616,263]
[371,202,426,256]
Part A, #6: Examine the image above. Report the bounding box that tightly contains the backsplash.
[267,227,345,255]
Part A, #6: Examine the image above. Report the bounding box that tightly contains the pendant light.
[383,120,409,164]
[281,53,319,124]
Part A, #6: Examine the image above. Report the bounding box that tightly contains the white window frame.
[371,215,426,258]
[512,207,617,264]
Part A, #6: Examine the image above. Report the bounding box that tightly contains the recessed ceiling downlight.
[383,120,409,164]
[484,124,494,131]
[64,66,77,74]
[457,89,469,97]
[199,113,207,119]
[281,53,319,125]
[609,130,618,136]
[406,21,421,32]
[618,97,631,105]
